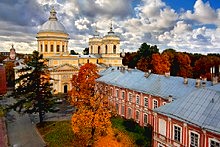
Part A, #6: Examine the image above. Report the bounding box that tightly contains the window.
[96,59,98,64]
[98,46,101,54]
[121,105,125,116]
[116,103,119,112]
[45,45,48,52]
[57,45,60,52]
[91,46,93,53]
[51,45,54,52]
[113,45,116,54]
[122,91,125,99]
[158,144,165,147]
[40,44,43,52]
[174,125,181,143]
[129,93,132,102]
[163,102,166,105]
[190,131,199,147]
[87,59,89,63]
[116,89,119,97]
[110,88,113,96]
[62,45,64,52]
[136,111,139,121]
[136,95,140,105]
[144,114,148,125]
[128,108,132,119]
[159,119,166,136]
[105,45,108,54]
[144,97,148,107]
[153,99,158,109]
[210,139,220,147]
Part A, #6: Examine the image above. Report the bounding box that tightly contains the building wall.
[0,65,7,95]
[153,113,220,147]
[96,82,169,127]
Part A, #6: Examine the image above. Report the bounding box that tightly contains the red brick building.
[97,67,220,147]
[0,64,7,95]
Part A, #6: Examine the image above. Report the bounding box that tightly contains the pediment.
[51,63,78,71]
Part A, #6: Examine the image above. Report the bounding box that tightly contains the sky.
[0,0,220,54]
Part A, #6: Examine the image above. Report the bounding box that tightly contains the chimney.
[195,79,201,87]
[212,76,218,85]
[165,72,170,77]
[183,77,188,84]
[144,70,152,78]
[168,95,173,102]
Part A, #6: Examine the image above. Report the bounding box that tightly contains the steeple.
[49,6,57,21]
[108,20,114,35]
[93,24,100,37]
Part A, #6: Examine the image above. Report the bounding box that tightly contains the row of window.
[40,44,66,52]
[115,104,148,125]
[114,89,160,109]
[159,123,220,147]
[90,45,117,54]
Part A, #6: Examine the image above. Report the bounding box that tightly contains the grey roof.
[207,83,220,92]
[155,88,220,134]
[39,20,67,34]
[97,67,212,100]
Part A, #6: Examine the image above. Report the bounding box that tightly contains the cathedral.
[36,7,122,93]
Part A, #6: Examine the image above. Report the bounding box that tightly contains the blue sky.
[0,0,220,54]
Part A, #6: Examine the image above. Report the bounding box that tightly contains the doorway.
[64,85,68,93]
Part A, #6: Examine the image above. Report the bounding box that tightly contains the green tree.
[83,47,89,55]
[70,50,79,55]
[10,51,55,124]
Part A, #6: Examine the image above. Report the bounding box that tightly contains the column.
[38,42,40,52]
[64,42,67,53]
[48,41,50,53]
[60,42,62,53]
[42,41,45,53]
[54,41,57,53]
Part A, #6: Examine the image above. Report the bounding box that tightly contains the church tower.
[36,7,69,58]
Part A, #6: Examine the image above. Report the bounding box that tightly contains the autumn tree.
[151,53,170,74]
[10,51,55,124]
[175,53,192,77]
[70,63,112,146]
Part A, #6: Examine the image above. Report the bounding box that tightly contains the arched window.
[91,46,93,54]
[87,59,89,63]
[113,45,116,54]
[105,45,108,54]
[40,44,43,52]
[98,46,101,54]
[97,59,99,64]
[45,45,48,52]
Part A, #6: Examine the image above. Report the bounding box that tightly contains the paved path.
[0,117,7,147]
[6,111,46,147]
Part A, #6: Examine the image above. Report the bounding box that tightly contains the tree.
[83,47,89,55]
[70,63,112,146]
[70,50,79,55]
[151,53,170,74]
[4,62,15,87]
[176,53,192,77]
[10,51,55,124]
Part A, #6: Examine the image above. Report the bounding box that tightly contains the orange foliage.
[151,53,170,74]
[176,53,192,77]
[70,63,112,146]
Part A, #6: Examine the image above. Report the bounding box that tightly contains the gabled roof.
[155,88,220,134]
[97,67,212,100]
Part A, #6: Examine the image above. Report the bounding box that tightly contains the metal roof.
[155,88,220,134]
[97,67,212,100]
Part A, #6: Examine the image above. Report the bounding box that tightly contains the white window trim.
[128,107,132,119]
[136,110,140,121]
[121,90,125,100]
[153,99,158,109]
[189,130,200,147]
[136,95,140,105]
[116,89,119,98]
[121,105,125,116]
[173,124,182,143]
[110,87,113,97]
[128,92,132,103]
[209,138,220,147]
[143,113,148,125]
[144,97,148,107]
[158,143,165,147]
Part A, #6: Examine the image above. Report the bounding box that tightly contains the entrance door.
[64,85,68,93]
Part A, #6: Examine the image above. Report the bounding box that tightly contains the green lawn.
[37,121,74,147]
[37,117,152,147]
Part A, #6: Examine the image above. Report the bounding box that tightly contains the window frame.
[153,99,158,109]
[116,89,119,98]
[189,130,200,147]
[144,97,148,107]
[136,110,140,121]
[122,91,125,100]
[128,93,132,103]
[173,124,182,143]
[136,95,140,105]
[128,107,132,119]
[209,138,220,147]
[121,105,125,116]
[143,113,148,125]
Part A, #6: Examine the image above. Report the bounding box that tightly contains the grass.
[37,121,74,147]
[37,117,152,147]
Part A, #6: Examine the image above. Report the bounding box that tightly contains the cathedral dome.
[39,7,67,34]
